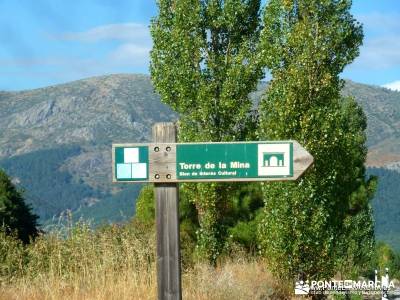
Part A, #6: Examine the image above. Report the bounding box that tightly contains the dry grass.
[0,260,290,300]
[0,272,157,300]
[183,259,291,299]
[0,223,291,300]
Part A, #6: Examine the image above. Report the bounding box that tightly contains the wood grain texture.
[149,144,177,182]
[292,140,314,180]
[153,122,182,300]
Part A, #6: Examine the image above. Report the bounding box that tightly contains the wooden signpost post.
[112,122,314,300]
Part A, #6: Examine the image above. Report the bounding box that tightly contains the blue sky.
[0,0,399,91]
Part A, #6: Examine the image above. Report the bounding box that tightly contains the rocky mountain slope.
[0,74,177,225]
[342,81,400,168]
[0,74,177,186]
[0,74,399,248]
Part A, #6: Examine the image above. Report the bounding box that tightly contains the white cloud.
[349,13,400,71]
[382,80,400,92]
[353,36,400,69]
[45,23,153,70]
[0,57,77,67]
[55,23,151,43]
[357,13,400,35]
[108,43,151,66]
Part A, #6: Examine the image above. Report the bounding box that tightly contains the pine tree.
[150,0,263,262]
[0,169,39,243]
[257,0,375,280]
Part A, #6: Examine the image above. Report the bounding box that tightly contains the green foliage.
[135,183,263,262]
[361,242,400,280]
[0,169,39,244]
[150,0,264,262]
[135,185,156,226]
[228,217,260,252]
[335,204,375,278]
[225,183,263,251]
[135,184,199,266]
[135,185,199,229]
[257,0,374,280]
[374,242,400,279]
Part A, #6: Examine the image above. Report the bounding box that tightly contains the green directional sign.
[112,141,313,183]
[176,142,293,180]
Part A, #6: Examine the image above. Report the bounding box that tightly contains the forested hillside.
[369,168,400,250]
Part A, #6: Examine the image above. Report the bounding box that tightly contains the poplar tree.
[0,169,39,243]
[257,0,375,280]
[150,0,263,262]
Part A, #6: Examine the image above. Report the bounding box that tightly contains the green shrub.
[135,185,199,266]
[0,169,39,243]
